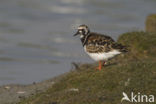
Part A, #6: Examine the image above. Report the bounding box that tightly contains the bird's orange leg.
[96,61,102,71]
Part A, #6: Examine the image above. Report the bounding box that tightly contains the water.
[0,0,156,85]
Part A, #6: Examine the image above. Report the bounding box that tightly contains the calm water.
[0,0,156,85]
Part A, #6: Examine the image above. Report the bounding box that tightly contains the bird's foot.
[96,61,102,71]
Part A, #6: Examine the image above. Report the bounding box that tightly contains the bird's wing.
[85,33,115,53]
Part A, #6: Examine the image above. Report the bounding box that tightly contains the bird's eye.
[78,29,86,34]
[82,29,85,32]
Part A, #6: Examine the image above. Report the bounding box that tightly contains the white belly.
[84,46,121,61]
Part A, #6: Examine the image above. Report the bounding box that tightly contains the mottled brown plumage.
[85,32,127,53]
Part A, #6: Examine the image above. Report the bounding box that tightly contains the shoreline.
[0,72,69,104]
[0,31,156,104]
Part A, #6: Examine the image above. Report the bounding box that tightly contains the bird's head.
[74,24,90,38]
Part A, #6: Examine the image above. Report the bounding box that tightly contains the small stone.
[17,91,26,94]
[4,86,10,90]
[68,88,79,92]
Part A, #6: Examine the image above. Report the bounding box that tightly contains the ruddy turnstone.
[74,24,128,70]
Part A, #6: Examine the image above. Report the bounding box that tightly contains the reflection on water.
[0,0,156,85]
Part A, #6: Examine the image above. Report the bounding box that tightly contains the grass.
[146,14,156,33]
[118,31,156,59]
[19,31,156,104]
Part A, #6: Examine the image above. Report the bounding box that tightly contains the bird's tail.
[112,43,128,53]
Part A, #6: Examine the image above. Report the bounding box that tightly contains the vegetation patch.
[19,31,156,104]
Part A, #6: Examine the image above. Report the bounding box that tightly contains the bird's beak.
[73,31,79,36]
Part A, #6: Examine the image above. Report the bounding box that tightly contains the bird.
[74,24,128,70]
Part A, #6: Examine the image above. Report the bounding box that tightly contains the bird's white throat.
[80,34,84,38]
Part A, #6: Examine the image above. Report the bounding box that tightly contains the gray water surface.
[0,0,156,85]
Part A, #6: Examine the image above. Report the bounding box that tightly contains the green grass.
[146,14,156,33]
[19,31,156,104]
[118,31,156,59]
